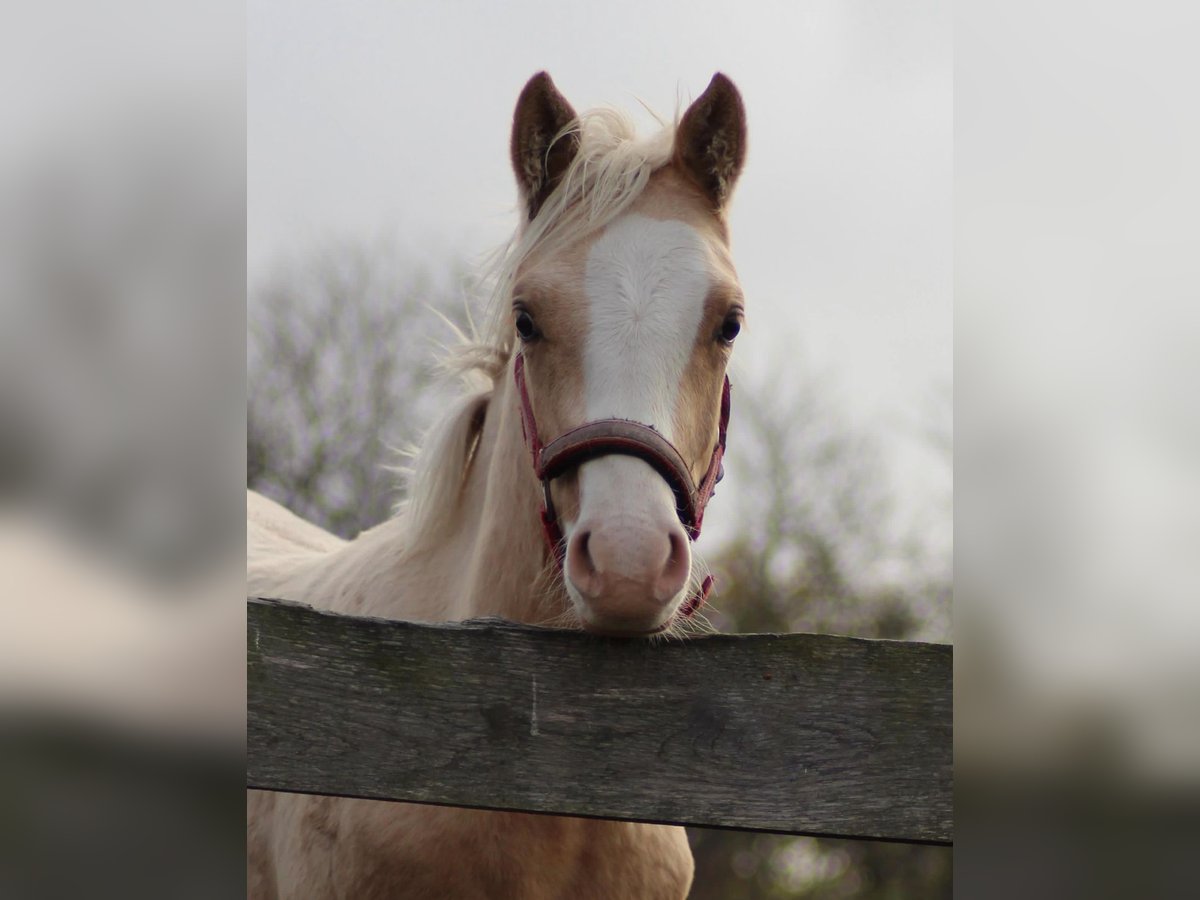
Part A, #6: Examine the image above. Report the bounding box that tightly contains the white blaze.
[582,215,710,440]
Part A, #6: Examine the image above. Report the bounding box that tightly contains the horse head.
[507,72,747,636]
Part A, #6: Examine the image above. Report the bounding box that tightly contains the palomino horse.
[248,71,748,899]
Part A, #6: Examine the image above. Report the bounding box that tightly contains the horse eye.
[718,314,742,344]
[515,310,539,342]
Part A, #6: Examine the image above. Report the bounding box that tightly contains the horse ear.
[511,72,580,220]
[674,73,747,211]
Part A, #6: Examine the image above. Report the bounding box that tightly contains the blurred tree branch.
[247,242,468,538]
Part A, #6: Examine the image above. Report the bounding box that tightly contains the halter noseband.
[513,353,731,618]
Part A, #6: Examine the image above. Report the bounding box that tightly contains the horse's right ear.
[511,72,580,220]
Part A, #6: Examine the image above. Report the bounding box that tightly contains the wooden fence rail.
[247,597,952,845]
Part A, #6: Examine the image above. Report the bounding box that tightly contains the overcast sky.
[248,0,951,537]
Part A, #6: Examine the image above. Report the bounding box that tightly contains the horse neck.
[449,365,569,625]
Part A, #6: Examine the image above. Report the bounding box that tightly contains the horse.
[248,71,748,899]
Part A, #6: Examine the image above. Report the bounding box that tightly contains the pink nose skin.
[565,520,692,634]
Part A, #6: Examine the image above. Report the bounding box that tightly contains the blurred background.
[5,0,1198,897]
[1,2,246,897]
[956,2,1200,896]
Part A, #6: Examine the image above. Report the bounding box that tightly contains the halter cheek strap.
[514,353,731,618]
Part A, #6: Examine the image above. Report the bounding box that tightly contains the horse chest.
[263,796,693,900]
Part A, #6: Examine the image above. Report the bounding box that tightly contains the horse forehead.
[584,215,713,305]
[579,215,713,432]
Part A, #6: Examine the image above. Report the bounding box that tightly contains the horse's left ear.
[511,72,580,220]
[675,73,747,211]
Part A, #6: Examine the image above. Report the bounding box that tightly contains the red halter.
[513,353,731,618]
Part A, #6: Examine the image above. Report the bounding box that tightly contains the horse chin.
[566,583,682,638]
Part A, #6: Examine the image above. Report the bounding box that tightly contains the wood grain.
[247,598,952,844]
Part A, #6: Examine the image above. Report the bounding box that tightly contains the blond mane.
[401,106,679,549]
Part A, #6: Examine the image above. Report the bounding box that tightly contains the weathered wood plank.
[247,598,952,844]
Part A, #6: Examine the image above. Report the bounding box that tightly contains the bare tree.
[705,368,950,642]
[248,242,469,538]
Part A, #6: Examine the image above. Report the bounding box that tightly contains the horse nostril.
[667,529,686,567]
[655,526,691,603]
[569,528,596,578]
